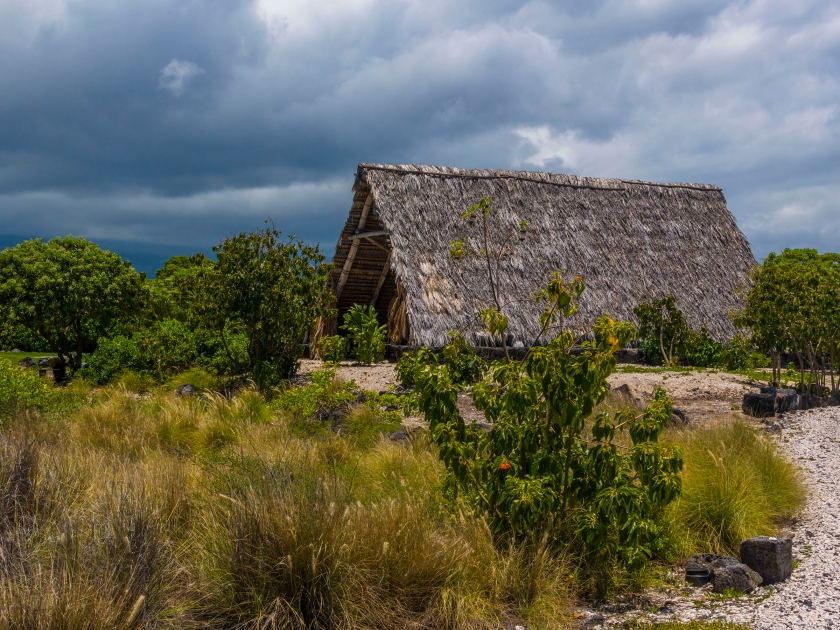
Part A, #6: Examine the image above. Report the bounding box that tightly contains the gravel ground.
[751,406,840,629]
[581,406,840,629]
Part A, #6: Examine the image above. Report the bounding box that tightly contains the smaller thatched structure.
[325,163,756,348]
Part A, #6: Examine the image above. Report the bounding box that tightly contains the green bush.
[721,333,769,372]
[442,333,485,385]
[680,327,724,368]
[315,335,349,364]
[396,348,437,387]
[82,319,198,384]
[342,304,386,365]
[0,358,55,414]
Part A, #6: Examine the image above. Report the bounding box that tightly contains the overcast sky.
[1,0,838,274]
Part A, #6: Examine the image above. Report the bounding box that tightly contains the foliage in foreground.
[0,385,574,630]
[434,197,684,596]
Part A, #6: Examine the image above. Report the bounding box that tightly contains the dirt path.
[300,359,762,426]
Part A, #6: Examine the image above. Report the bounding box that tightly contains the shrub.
[82,319,198,384]
[680,326,724,368]
[416,274,682,597]
[396,348,437,387]
[315,335,349,364]
[0,358,54,414]
[721,333,769,372]
[442,333,485,385]
[195,227,334,388]
[342,304,386,364]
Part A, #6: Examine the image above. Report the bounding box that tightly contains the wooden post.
[335,193,373,299]
[371,250,392,306]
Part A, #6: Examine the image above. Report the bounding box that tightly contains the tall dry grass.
[0,385,573,629]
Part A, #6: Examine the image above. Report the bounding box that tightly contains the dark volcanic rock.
[17,357,35,368]
[743,392,775,418]
[740,536,793,585]
[670,408,689,425]
[711,563,763,593]
[176,384,197,397]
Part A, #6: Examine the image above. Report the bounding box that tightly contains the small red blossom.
[500,461,511,471]
[575,275,582,282]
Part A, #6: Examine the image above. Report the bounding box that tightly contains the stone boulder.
[831,391,840,407]
[740,536,793,584]
[761,387,799,413]
[686,553,740,572]
[17,357,35,368]
[711,563,763,593]
[37,356,57,368]
[742,393,775,418]
[175,384,197,397]
[670,408,689,426]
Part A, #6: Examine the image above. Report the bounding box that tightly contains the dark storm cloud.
[0,0,838,273]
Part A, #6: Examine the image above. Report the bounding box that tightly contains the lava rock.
[740,536,793,585]
[37,356,55,367]
[612,383,634,399]
[686,553,740,572]
[711,563,763,593]
[831,391,840,407]
[670,408,689,425]
[388,427,409,441]
[743,392,776,418]
[175,384,197,397]
[763,387,799,413]
[17,357,35,368]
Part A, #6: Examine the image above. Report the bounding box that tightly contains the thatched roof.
[328,163,756,347]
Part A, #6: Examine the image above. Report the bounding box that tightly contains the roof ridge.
[357,163,722,193]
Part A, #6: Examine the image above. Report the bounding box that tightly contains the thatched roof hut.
[327,163,756,348]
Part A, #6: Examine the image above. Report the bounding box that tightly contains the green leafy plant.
[680,326,724,368]
[341,304,386,365]
[418,197,685,596]
[0,358,55,414]
[395,348,437,387]
[442,333,486,385]
[633,295,689,367]
[315,335,349,364]
[81,319,198,384]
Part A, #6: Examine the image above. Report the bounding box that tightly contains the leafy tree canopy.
[0,236,144,371]
[194,227,334,388]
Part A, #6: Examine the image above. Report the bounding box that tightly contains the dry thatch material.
[328,163,756,347]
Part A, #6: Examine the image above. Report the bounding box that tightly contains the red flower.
[500,461,511,471]
[575,275,582,282]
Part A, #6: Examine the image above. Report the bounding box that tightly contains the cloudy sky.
[1,0,838,274]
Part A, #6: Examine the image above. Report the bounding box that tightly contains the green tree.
[0,237,144,373]
[195,227,333,388]
[735,249,840,395]
[633,295,688,367]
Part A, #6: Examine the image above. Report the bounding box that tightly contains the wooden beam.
[335,193,373,299]
[352,230,390,240]
[371,250,392,306]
